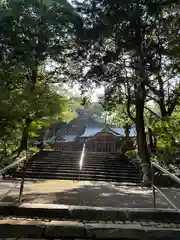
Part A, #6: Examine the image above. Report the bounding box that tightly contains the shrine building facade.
[44,109,135,154]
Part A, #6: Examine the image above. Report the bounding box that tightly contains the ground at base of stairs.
[0,180,179,209]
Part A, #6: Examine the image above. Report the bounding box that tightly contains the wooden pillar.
[43,128,49,142]
[125,124,130,138]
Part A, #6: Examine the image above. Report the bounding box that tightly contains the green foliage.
[29,146,38,153]
[0,0,78,164]
[73,0,180,163]
[126,150,137,159]
[150,108,180,148]
[0,0,180,168]
[0,83,69,158]
[107,103,134,127]
[88,102,105,122]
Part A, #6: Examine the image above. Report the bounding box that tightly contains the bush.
[126,149,137,158]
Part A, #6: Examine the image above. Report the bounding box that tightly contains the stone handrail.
[152,162,180,185]
[0,151,39,174]
[0,156,26,174]
[79,143,86,180]
[79,143,86,171]
[152,162,180,213]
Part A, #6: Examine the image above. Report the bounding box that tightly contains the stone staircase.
[0,203,180,239]
[11,151,141,183]
[81,152,140,183]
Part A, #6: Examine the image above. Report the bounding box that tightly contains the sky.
[60,0,105,102]
[64,83,105,102]
[47,57,105,102]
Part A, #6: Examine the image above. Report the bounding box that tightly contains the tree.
[143,4,180,121]
[0,72,69,158]
[73,0,180,166]
[0,0,78,160]
[106,103,133,127]
[87,102,105,122]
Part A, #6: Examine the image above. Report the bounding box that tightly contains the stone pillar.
[141,162,151,186]
[53,125,56,139]
[43,128,50,142]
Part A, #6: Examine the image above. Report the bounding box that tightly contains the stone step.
[1,218,180,239]
[1,217,180,239]
[27,166,139,174]
[41,158,75,161]
[38,153,81,157]
[40,156,81,159]
[28,161,132,167]
[25,168,139,176]
[27,163,134,168]
[35,155,80,158]
[12,176,140,183]
[26,166,138,173]
[10,151,140,183]
[13,172,140,182]
[86,156,127,159]
[33,157,128,162]
[0,203,179,223]
[27,162,134,167]
[46,152,81,155]
[14,177,139,183]
[22,170,140,178]
[37,153,125,156]
[36,156,80,160]
[33,152,126,157]
[30,155,126,159]
[26,166,135,172]
[36,153,124,156]
[84,161,129,164]
[42,151,82,154]
[83,163,134,166]
[84,170,139,175]
[26,167,140,176]
[23,176,140,183]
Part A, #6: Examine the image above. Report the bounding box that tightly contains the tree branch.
[145,94,158,103]
[168,92,180,116]
[144,106,162,120]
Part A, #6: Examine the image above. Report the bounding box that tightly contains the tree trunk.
[11,118,32,159]
[125,123,130,138]
[17,118,32,157]
[153,137,157,149]
[148,127,153,153]
[135,100,150,164]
